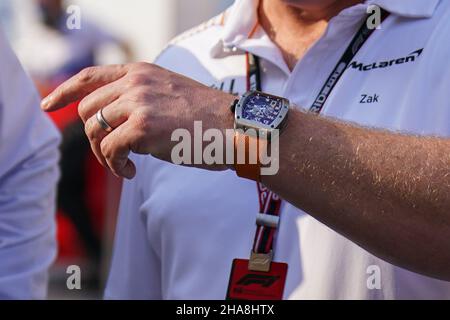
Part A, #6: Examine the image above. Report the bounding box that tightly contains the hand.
[41,62,236,179]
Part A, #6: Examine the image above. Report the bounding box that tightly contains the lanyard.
[246,9,390,256]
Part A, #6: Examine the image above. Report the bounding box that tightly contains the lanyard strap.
[253,183,282,254]
[246,9,390,256]
[310,8,390,113]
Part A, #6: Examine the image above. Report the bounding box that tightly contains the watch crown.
[230,98,239,114]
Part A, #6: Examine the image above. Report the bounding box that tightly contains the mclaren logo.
[349,48,423,72]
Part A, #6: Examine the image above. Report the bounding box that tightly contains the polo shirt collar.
[210,0,441,59]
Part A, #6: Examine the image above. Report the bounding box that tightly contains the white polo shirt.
[105,0,450,299]
[0,29,60,299]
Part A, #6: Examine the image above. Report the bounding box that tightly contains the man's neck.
[258,0,363,70]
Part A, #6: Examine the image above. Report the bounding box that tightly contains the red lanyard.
[245,52,283,255]
[245,8,389,255]
[227,12,391,300]
[253,183,282,254]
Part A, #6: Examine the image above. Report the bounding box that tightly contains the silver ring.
[96,109,113,133]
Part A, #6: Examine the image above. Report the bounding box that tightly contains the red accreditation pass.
[226,259,288,300]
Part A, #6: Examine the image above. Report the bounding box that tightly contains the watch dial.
[242,93,283,127]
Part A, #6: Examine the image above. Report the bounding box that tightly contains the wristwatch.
[232,91,290,181]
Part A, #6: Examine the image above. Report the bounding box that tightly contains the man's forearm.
[262,108,450,281]
[41,63,450,281]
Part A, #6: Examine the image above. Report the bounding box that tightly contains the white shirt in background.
[0,29,61,299]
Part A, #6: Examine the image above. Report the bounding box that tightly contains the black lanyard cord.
[246,9,390,255]
[248,8,390,113]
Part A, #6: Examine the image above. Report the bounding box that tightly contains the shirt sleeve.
[0,29,61,299]
[104,155,162,300]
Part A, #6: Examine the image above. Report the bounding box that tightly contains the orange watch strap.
[234,131,267,181]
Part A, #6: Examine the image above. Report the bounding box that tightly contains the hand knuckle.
[132,89,150,103]
[136,128,148,143]
[100,140,111,158]
[132,109,152,132]
[110,156,124,169]
[84,120,94,139]
[89,141,105,162]
[78,100,89,120]
[86,122,101,144]
[78,66,97,83]
[126,73,148,87]
[131,62,150,71]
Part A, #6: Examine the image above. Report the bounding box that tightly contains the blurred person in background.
[0,28,60,299]
[11,0,132,288]
[0,0,13,37]
[15,0,133,91]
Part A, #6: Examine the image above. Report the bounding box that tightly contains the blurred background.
[0,0,233,299]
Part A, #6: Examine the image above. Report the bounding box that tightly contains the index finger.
[41,64,130,112]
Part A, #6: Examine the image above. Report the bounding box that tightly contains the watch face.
[241,92,284,127]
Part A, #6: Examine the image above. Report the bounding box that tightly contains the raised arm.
[41,63,450,282]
